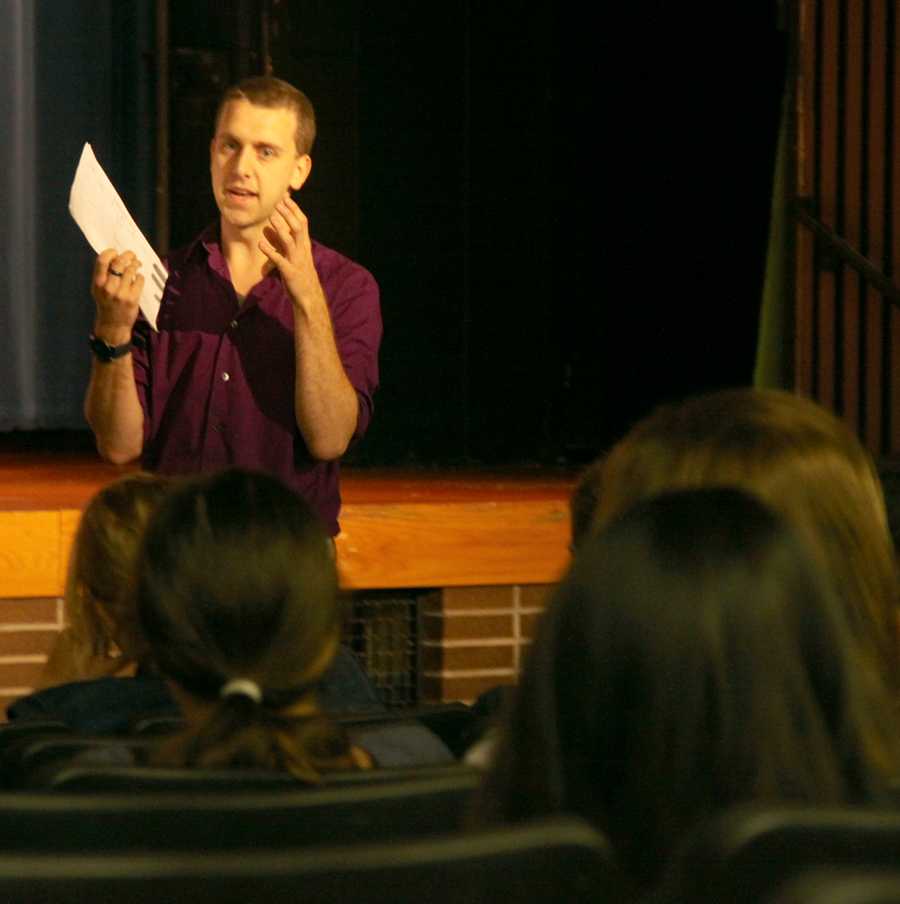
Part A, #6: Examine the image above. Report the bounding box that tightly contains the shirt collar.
[193,221,290,306]
[197,222,230,282]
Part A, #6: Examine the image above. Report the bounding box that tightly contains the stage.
[0,446,576,708]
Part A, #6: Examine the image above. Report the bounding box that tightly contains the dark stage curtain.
[0,0,155,431]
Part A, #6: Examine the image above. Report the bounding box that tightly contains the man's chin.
[218,209,266,233]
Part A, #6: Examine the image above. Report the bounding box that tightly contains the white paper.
[68,143,166,330]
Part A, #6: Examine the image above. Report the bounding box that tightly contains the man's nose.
[234,145,254,175]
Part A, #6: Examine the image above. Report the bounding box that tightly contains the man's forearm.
[86,250,147,464]
[293,298,359,461]
[260,194,362,460]
[84,355,144,464]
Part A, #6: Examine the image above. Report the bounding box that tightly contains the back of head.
[216,75,316,155]
[136,468,349,779]
[594,388,900,699]
[67,472,170,663]
[569,459,604,553]
[480,487,899,888]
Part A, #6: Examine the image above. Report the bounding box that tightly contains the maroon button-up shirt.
[131,224,382,535]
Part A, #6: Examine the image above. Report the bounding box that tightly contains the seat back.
[46,763,302,792]
[0,816,629,903]
[44,758,477,792]
[337,703,476,758]
[0,770,481,851]
[127,714,186,736]
[772,868,900,904]
[2,735,157,789]
[660,805,900,904]
[0,719,73,784]
[0,719,71,749]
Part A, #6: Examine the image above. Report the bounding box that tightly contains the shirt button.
[230,320,238,329]
[222,372,230,382]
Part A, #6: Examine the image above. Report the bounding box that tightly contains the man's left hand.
[259,194,324,309]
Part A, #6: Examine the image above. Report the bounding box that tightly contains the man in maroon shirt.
[84,77,382,535]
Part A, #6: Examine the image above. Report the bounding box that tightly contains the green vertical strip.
[754,99,795,389]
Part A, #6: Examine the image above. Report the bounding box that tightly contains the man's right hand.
[92,249,144,343]
[85,249,147,464]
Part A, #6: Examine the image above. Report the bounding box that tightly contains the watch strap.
[89,334,132,362]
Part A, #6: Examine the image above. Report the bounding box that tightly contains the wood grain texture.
[336,499,571,590]
[0,512,61,598]
[0,456,576,597]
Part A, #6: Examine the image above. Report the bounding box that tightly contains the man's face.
[210,99,311,235]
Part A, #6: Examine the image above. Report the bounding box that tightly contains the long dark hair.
[477,488,900,888]
[593,388,900,703]
[135,468,354,780]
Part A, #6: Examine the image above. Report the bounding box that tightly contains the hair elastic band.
[220,678,263,704]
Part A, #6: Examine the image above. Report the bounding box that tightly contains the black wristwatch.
[88,334,132,362]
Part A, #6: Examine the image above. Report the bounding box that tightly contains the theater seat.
[1,735,157,789]
[0,815,629,903]
[337,703,476,759]
[0,718,72,771]
[7,708,467,788]
[771,868,900,904]
[0,771,480,851]
[42,757,476,792]
[0,718,71,747]
[657,805,900,904]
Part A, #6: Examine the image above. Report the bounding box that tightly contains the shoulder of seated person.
[350,722,455,768]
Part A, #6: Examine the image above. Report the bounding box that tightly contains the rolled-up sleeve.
[130,315,153,446]
[326,262,382,445]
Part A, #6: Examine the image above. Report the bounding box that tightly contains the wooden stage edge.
[0,451,577,597]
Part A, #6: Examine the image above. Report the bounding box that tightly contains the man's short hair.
[215,76,316,156]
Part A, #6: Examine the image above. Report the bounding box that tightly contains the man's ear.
[291,154,312,191]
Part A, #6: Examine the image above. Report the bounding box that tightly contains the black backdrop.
[10,1,785,467]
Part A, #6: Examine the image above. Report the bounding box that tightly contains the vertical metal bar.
[841,1,864,431]
[461,0,471,461]
[817,0,839,411]
[795,0,816,394]
[261,0,272,76]
[865,0,886,453]
[8,0,37,421]
[887,0,900,453]
[155,0,170,256]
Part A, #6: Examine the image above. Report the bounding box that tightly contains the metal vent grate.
[341,591,421,707]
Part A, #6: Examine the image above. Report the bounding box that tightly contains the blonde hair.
[216,76,316,156]
[593,388,900,699]
[65,472,170,664]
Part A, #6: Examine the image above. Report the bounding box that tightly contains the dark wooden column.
[793,0,900,457]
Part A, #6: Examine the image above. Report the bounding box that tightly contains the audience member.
[8,473,179,732]
[46,472,169,681]
[568,457,603,553]
[136,468,450,777]
[591,388,900,702]
[475,488,900,890]
[9,472,387,733]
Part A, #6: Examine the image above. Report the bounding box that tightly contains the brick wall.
[0,598,64,718]
[0,586,554,715]
[419,584,553,703]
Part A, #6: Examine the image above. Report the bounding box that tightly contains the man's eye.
[259,147,276,159]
